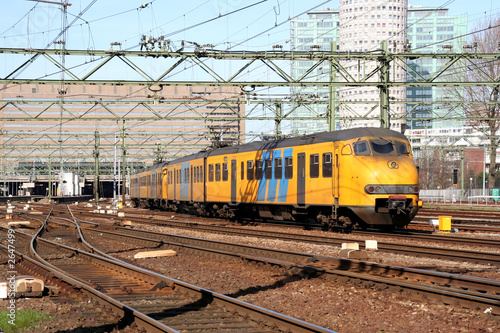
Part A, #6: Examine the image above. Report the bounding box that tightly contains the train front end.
[339,130,422,228]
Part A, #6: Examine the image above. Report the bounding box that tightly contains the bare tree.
[459,17,500,189]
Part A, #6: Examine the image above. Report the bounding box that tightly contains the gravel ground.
[1,208,500,332]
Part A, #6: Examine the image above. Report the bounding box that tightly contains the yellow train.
[130,128,422,231]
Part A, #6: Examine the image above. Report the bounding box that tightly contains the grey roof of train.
[145,128,407,170]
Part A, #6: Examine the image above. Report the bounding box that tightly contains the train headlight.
[388,161,398,169]
[375,186,382,192]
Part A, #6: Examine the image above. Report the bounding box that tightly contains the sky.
[1,0,498,52]
[1,0,499,137]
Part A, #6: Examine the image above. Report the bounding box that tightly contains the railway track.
[7,204,500,267]
[1,208,337,333]
[53,208,500,267]
[29,207,500,316]
[416,208,500,227]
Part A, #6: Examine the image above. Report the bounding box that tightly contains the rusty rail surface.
[27,213,500,316]
[1,211,336,333]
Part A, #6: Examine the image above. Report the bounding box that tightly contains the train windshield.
[395,141,410,155]
[353,141,370,155]
[370,139,395,154]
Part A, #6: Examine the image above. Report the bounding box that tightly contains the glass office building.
[290,4,468,134]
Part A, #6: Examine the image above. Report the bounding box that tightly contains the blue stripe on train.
[277,148,293,202]
[257,150,271,201]
[266,150,281,202]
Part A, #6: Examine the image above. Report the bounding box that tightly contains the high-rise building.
[289,8,339,135]
[290,3,468,134]
[406,6,468,131]
[338,0,407,131]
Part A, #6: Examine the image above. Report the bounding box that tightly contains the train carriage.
[131,128,422,230]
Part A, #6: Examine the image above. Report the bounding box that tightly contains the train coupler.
[388,195,408,214]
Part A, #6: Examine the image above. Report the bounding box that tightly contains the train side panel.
[130,128,420,229]
[138,170,150,199]
[190,159,204,203]
[205,155,232,203]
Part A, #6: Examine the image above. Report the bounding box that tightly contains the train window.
[284,157,293,179]
[241,162,244,180]
[310,154,319,178]
[353,141,370,155]
[395,141,410,155]
[274,158,282,179]
[370,140,395,154]
[208,164,214,182]
[255,160,263,179]
[247,160,254,180]
[216,163,221,181]
[323,153,332,178]
[222,163,228,181]
[200,165,204,183]
[264,159,272,179]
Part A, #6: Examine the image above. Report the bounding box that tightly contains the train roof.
[206,127,407,157]
[142,128,407,170]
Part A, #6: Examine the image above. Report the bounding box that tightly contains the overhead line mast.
[31,0,71,198]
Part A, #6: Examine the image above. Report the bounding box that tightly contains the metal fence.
[420,189,500,206]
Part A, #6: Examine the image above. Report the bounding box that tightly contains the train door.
[190,165,194,202]
[173,168,177,200]
[333,148,340,200]
[151,170,156,198]
[203,157,208,203]
[231,159,237,203]
[134,175,139,197]
[297,152,306,206]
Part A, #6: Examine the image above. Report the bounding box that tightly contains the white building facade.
[338,0,408,130]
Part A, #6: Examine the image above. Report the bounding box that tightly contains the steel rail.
[2,211,336,333]
[4,213,500,316]
[68,210,500,266]
[74,225,500,315]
